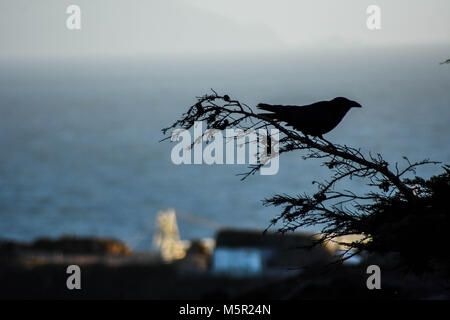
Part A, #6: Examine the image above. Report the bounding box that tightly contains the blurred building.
[211,229,334,276]
[153,209,189,261]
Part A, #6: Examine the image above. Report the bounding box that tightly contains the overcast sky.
[1,0,449,58]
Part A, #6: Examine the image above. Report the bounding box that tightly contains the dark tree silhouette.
[162,90,449,273]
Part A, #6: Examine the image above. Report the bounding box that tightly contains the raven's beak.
[352,101,362,108]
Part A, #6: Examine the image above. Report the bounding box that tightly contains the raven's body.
[257,97,361,137]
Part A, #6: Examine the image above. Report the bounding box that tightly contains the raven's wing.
[257,101,329,131]
[257,101,328,114]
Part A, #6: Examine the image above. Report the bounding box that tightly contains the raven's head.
[333,97,362,108]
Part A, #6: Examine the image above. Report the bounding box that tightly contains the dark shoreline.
[1,235,449,299]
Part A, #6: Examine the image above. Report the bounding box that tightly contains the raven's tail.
[257,103,281,119]
[257,103,277,111]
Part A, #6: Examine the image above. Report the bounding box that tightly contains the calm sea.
[1,46,449,249]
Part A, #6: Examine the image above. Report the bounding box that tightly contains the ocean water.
[1,46,449,249]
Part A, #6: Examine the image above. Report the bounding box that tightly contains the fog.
[1,0,449,59]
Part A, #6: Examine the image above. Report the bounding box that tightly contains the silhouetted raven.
[257,97,361,137]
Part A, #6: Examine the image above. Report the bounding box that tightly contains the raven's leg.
[318,135,335,148]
